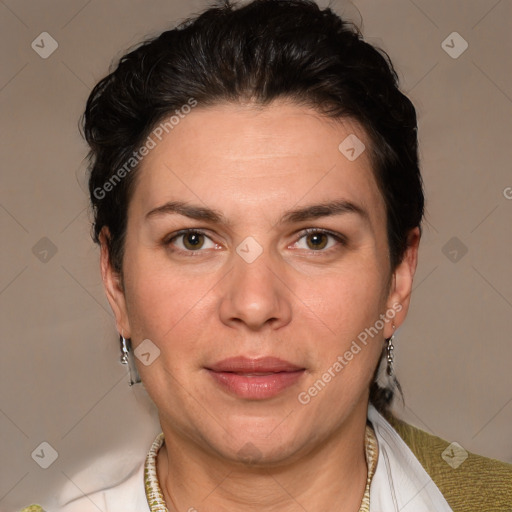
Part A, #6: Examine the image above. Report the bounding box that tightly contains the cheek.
[297,257,387,330]
[122,251,214,345]
[294,259,388,382]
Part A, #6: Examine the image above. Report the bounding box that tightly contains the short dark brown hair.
[83,0,423,417]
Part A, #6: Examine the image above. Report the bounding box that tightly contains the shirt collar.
[368,403,453,511]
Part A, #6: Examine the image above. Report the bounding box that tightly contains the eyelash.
[297,228,348,252]
[164,228,347,255]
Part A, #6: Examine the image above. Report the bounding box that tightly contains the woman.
[22,0,512,510]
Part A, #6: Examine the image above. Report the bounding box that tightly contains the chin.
[207,415,312,467]
[222,435,307,468]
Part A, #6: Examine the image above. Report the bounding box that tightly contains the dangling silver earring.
[386,324,396,377]
[120,335,141,386]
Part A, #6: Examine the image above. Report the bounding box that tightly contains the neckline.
[144,423,379,511]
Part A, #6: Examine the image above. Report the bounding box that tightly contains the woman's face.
[102,100,418,464]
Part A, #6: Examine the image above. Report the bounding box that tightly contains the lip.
[205,357,305,400]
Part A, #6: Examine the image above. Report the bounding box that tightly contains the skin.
[100,100,420,512]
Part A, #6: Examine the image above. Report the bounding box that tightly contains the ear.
[383,227,421,339]
[99,227,132,338]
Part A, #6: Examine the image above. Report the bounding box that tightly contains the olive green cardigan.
[20,417,512,512]
[386,414,512,511]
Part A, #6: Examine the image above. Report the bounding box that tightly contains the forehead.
[131,100,386,225]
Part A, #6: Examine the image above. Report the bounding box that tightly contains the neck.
[156,403,369,512]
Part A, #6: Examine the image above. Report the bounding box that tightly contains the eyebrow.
[146,201,227,223]
[145,199,369,225]
[279,199,368,225]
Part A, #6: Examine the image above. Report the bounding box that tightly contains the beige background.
[1,0,511,509]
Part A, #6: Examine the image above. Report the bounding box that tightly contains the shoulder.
[386,413,512,511]
[19,457,148,512]
[61,459,148,512]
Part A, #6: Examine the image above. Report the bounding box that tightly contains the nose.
[218,244,292,332]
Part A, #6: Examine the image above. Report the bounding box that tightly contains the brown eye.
[305,232,328,250]
[166,230,217,252]
[291,229,345,253]
[182,232,205,250]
